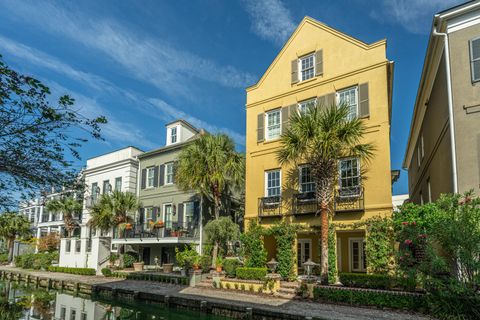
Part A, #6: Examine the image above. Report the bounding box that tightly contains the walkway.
[0,267,431,320]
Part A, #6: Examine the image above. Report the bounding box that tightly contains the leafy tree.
[277,103,374,284]
[88,191,138,266]
[240,219,267,268]
[204,216,240,266]
[37,232,60,253]
[46,196,82,237]
[176,133,244,265]
[0,55,106,208]
[0,212,31,263]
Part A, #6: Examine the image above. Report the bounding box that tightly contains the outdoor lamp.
[266,258,278,273]
[303,259,316,276]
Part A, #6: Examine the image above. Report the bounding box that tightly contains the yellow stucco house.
[244,17,394,274]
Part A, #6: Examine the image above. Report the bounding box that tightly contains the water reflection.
[0,281,226,320]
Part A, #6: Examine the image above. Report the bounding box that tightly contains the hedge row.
[339,273,394,290]
[313,286,426,311]
[48,266,96,276]
[236,267,267,280]
[125,273,189,285]
[15,252,58,270]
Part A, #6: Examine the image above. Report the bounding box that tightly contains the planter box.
[163,263,174,273]
[133,262,144,272]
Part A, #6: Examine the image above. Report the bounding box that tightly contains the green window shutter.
[141,169,146,189]
[159,164,165,186]
[291,59,299,84]
[289,104,298,118]
[153,166,159,187]
[315,50,323,76]
[177,203,184,227]
[359,83,370,118]
[257,113,264,143]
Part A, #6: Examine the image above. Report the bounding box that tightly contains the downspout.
[432,25,458,193]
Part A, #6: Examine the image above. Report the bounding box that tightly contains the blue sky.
[0,0,465,195]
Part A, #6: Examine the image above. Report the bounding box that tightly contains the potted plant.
[215,256,224,273]
[132,253,144,271]
[125,223,133,230]
[154,220,164,228]
[108,253,118,267]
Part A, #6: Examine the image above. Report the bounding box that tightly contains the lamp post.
[303,259,316,277]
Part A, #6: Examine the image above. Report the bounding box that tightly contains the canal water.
[0,280,229,320]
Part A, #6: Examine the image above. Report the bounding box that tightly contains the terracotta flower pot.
[216,266,222,273]
[133,261,144,271]
[163,263,174,273]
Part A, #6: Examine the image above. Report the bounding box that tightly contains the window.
[299,54,315,81]
[350,238,366,272]
[115,177,122,191]
[265,170,281,197]
[102,180,110,194]
[65,240,71,253]
[164,204,173,229]
[144,207,153,227]
[146,167,155,188]
[337,87,358,120]
[470,37,480,82]
[339,158,360,194]
[298,98,316,115]
[265,109,281,140]
[81,313,87,320]
[70,308,77,320]
[170,127,178,144]
[184,202,195,227]
[165,162,174,185]
[60,307,66,320]
[299,166,315,193]
[91,182,99,201]
[75,239,81,253]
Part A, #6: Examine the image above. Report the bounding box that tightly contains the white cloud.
[0,0,256,98]
[0,37,245,146]
[370,0,464,34]
[242,0,296,45]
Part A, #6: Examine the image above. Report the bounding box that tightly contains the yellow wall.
[244,18,393,234]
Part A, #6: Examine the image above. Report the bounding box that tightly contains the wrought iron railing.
[258,196,282,217]
[113,221,199,240]
[293,192,318,215]
[334,186,364,212]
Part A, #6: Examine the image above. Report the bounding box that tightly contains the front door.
[297,239,312,270]
[349,238,366,272]
[142,247,151,265]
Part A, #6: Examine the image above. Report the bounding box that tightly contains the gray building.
[404,1,480,204]
[111,120,203,265]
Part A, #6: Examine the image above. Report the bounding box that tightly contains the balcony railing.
[293,192,318,215]
[258,196,282,217]
[334,186,364,212]
[113,221,199,240]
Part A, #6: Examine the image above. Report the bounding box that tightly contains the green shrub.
[123,253,137,268]
[339,273,393,290]
[313,286,425,311]
[15,252,57,270]
[199,254,211,272]
[175,244,199,270]
[0,253,8,264]
[48,266,96,276]
[241,220,267,268]
[223,258,241,277]
[236,267,267,280]
[101,268,112,277]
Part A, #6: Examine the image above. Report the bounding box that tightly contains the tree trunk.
[7,238,14,264]
[320,203,329,284]
[211,241,219,269]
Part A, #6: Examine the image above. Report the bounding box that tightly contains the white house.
[58,146,143,273]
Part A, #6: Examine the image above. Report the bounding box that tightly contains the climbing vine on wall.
[267,221,301,280]
[328,224,337,283]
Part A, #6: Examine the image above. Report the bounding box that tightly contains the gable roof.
[165,119,199,133]
[246,16,386,91]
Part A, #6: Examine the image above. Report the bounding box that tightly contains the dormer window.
[299,54,315,81]
[170,127,177,144]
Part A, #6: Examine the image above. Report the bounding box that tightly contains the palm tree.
[278,103,374,284]
[0,212,31,263]
[176,133,244,266]
[46,196,82,237]
[88,191,138,265]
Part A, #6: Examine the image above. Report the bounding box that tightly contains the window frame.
[349,238,366,273]
[146,167,155,188]
[184,201,195,227]
[163,203,173,229]
[265,109,281,141]
[469,37,480,83]
[165,162,174,185]
[115,177,122,191]
[298,53,315,82]
[298,165,315,193]
[336,86,359,120]
[338,157,361,195]
[298,98,317,115]
[265,169,281,197]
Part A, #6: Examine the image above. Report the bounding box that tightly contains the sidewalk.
[0,266,431,320]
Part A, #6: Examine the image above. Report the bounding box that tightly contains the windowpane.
[266,110,281,140]
[472,39,480,60]
[300,55,314,81]
[171,127,177,144]
[184,202,194,226]
[115,177,122,191]
[339,158,360,192]
[266,170,281,197]
[298,98,316,115]
[164,205,173,229]
[147,167,155,188]
[337,87,358,120]
[299,166,315,193]
[473,60,480,81]
[166,163,174,184]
